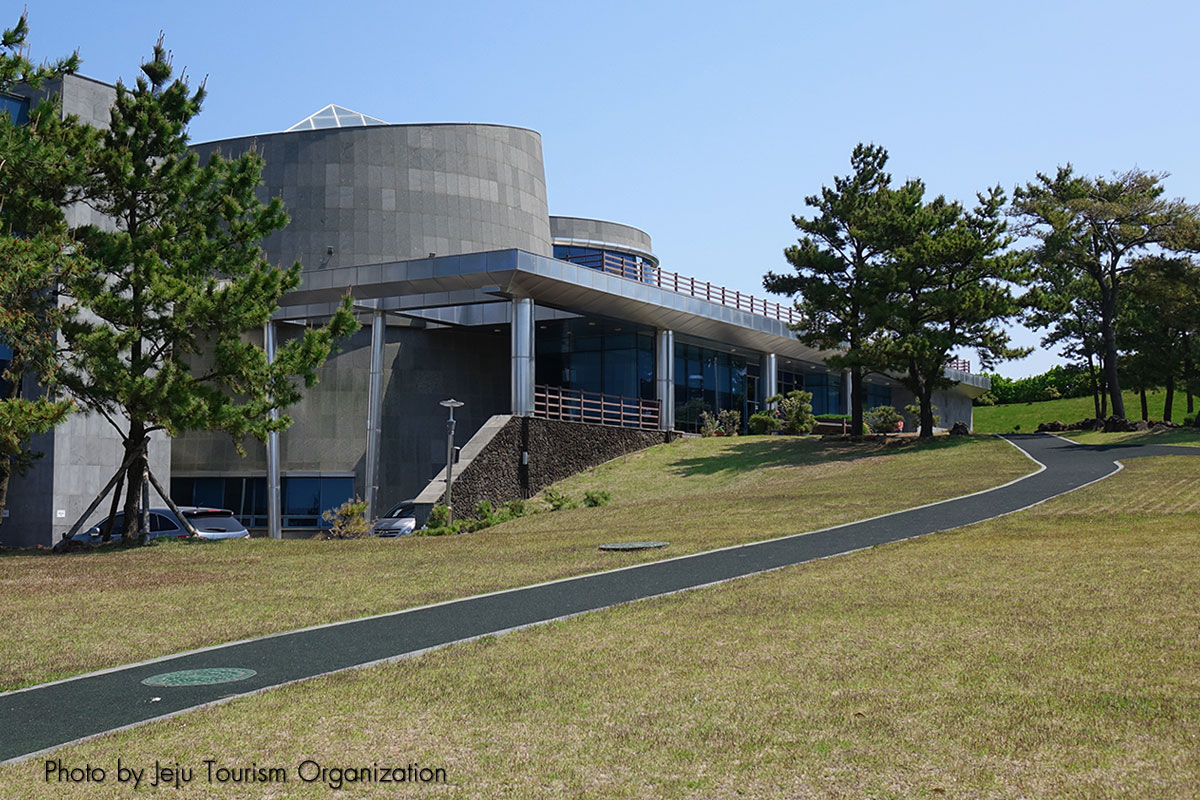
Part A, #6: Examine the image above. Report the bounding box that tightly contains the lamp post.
[439,398,464,524]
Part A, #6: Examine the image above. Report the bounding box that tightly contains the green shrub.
[316,496,371,539]
[717,408,741,435]
[767,390,815,434]
[863,405,903,434]
[583,490,611,507]
[699,410,719,437]
[543,487,577,511]
[905,403,939,429]
[748,411,783,435]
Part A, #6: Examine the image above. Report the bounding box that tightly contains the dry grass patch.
[0,435,1030,691]
[1,456,1195,798]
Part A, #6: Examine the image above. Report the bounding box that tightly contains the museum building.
[1,81,988,545]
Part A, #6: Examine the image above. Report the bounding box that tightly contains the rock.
[1103,416,1139,433]
[1150,420,1181,429]
[1036,420,1066,432]
[949,421,970,436]
[1132,419,1150,431]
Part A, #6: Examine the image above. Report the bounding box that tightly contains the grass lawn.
[972,387,1198,433]
[0,434,1031,692]
[2,455,1196,797]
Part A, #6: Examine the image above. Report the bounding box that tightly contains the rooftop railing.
[557,254,803,326]
[557,254,973,375]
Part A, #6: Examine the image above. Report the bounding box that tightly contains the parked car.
[373,500,417,537]
[73,507,251,542]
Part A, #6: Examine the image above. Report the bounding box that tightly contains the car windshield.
[385,503,416,517]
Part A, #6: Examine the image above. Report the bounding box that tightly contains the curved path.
[3,434,1197,763]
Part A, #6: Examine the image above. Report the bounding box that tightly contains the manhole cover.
[598,541,669,551]
[141,667,258,687]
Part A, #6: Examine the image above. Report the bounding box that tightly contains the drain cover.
[141,667,258,687]
[598,541,669,551]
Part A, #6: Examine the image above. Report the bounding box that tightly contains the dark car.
[73,507,251,542]
[372,500,417,537]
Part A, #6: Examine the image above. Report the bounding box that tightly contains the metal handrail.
[533,385,660,431]
[557,254,801,327]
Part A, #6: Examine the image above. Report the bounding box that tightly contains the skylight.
[286,104,388,131]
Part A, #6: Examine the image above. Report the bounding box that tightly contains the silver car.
[373,500,417,537]
[75,507,251,541]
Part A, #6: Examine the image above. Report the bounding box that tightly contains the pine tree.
[879,185,1029,437]
[1013,167,1200,419]
[0,14,92,527]
[60,39,356,543]
[763,144,900,436]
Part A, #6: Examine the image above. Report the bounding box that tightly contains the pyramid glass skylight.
[286,104,387,131]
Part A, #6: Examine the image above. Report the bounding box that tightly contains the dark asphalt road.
[3,434,1197,763]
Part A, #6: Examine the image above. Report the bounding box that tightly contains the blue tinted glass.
[0,95,28,125]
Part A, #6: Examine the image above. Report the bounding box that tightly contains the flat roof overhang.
[276,248,990,395]
[278,249,836,364]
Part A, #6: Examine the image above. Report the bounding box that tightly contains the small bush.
[864,405,903,434]
[543,487,577,511]
[748,411,783,435]
[905,403,939,429]
[317,496,371,539]
[717,408,741,435]
[767,390,816,434]
[583,490,611,507]
[427,503,452,528]
[699,410,719,437]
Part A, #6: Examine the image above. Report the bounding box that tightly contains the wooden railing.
[533,385,660,430]
[947,358,971,373]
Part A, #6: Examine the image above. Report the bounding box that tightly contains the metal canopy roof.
[276,249,989,395]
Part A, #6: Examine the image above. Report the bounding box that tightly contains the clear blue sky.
[17,0,1200,377]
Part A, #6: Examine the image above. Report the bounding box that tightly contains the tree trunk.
[1099,353,1109,418]
[850,365,864,436]
[1164,375,1175,422]
[0,467,9,533]
[100,470,125,543]
[1100,291,1125,418]
[1139,387,1148,422]
[1086,351,1101,420]
[919,389,935,438]
[120,422,147,544]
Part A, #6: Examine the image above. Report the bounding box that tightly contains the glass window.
[0,94,28,125]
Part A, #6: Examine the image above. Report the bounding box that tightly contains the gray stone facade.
[549,216,657,264]
[192,123,552,271]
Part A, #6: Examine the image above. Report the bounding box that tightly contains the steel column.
[511,297,535,416]
[364,307,385,522]
[265,321,282,540]
[762,353,778,408]
[655,329,675,431]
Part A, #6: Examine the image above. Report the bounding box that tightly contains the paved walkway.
[3,434,1197,763]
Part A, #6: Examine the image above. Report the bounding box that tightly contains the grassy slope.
[0,435,1030,691]
[975,389,1200,445]
[3,457,1196,798]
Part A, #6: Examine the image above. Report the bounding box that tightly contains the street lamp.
[439,398,465,524]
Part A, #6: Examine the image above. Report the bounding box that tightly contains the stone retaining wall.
[438,417,676,519]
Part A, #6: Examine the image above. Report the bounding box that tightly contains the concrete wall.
[192,123,552,272]
[171,321,511,519]
[549,216,657,265]
[890,385,975,432]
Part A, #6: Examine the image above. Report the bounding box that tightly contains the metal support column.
[762,353,778,408]
[511,297,535,416]
[655,329,675,431]
[364,307,385,522]
[844,370,853,415]
[264,321,282,540]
